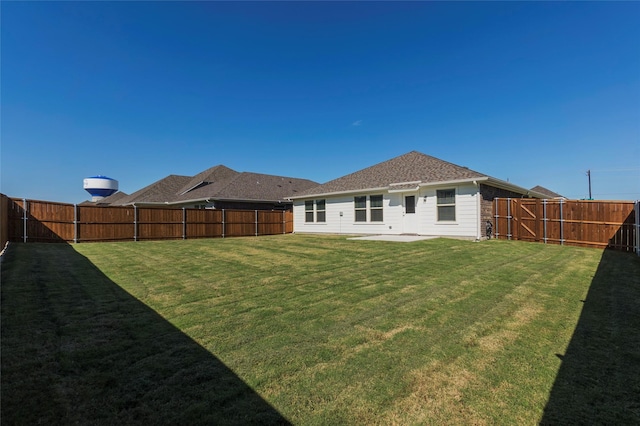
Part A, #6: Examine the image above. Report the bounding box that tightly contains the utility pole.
[587,169,592,200]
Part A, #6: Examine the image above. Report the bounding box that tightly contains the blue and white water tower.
[83,176,118,202]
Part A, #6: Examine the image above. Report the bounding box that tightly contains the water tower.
[83,176,118,202]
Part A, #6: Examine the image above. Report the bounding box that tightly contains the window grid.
[436,189,456,221]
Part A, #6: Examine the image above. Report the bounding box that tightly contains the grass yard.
[2,235,639,425]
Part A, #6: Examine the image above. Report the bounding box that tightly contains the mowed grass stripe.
[3,235,638,425]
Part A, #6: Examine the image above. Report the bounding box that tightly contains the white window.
[370,195,383,222]
[305,200,314,223]
[437,189,456,221]
[305,200,326,223]
[316,199,326,222]
[354,196,367,222]
[354,195,383,222]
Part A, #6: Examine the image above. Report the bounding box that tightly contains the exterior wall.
[294,183,483,239]
[293,191,403,235]
[479,184,531,237]
[418,184,480,238]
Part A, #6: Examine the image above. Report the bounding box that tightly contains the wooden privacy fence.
[2,196,293,244]
[493,198,639,254]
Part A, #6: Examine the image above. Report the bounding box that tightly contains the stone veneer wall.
[479,184,533,238]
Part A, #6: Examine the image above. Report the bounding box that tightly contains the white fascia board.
[288,187,390,200]
[417,177,489,188]
[388,187,420,193]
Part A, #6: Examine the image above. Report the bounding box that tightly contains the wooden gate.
[493,198,637,251]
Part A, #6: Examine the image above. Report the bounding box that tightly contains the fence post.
[74,204,78,244]
[182,208,186,240]
[283,210,286,234]
[494,198,499,239]
[543,199,547,244]
[134,205,138,242]
[559,199,564,245]
[507,198,512,240]
[222,209,225,238]
[22,198,28,243]
[635,200,640,256]
[255,210,258,237]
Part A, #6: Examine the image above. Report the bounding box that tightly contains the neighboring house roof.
[79,191,129,206]
[291,151,546,199]
[530,185,565,199]
[110,166,318,206]
[115,175,193,205]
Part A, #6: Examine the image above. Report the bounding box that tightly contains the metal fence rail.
[2,195,293,244]
[493,198,638,253]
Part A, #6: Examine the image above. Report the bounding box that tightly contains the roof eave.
[288,186,390,200]
[484,177,548,198]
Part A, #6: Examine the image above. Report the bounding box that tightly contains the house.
[97,165,318,211]
[79,191,129,206]
[529,185,566,199]
[289,151,548,240]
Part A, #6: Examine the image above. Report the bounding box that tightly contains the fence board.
[3,196,292,243]
[0,194,8,248]
[493,198,637,251]
[78,205,135,242]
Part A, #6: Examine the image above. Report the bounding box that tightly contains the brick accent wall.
[479,184,531,238]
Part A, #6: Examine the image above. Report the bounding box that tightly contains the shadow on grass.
[1,243,290,425]
[540,249,640,424]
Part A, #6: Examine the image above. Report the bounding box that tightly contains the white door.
[402,194,418,234]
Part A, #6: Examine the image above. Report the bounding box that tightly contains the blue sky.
[2,1,639,203]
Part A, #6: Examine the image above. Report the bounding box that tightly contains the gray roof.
[112,166,318,206]
[79,191,129,206]
[293,151,487,197]
[530,185,564,199]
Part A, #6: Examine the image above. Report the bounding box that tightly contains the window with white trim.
[305,200,314,223]
[437,189,456,221]
[305,199,326,223]
[316,199,326,222]
[354,196,367,222]
[370,195,383,222]
[354,195,384,222]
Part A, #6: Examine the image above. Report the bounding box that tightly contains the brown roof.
[115,175,192,205]
[294,151,486,197]
[530,185,564,199]
[79,191,129,206]
[111,166,318,206]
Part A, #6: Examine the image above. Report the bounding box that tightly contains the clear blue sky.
[2,1,639,203]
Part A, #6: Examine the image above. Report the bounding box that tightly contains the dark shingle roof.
[115,175,192,205]
[530,185,564,198]
[112,166,318,206]
[176,165,239,195]
[79,191,129,206]
[294,151,486,197]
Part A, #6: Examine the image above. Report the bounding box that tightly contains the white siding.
[294,183,481,239]
[417,184,479,238]
[294,192,404,235]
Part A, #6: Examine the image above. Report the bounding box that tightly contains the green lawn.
[2,235,639,425]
